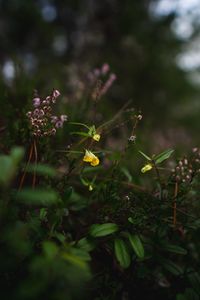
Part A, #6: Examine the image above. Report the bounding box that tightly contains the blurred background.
[1,0,200,153]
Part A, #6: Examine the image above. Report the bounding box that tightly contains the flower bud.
[33,97,41,107]
[52,89,60,98]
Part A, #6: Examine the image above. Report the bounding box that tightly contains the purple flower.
[33,108,40,117]
[60,115,68,122]
[52,89,60,98]
[55,120,63,128]
[33,97,41,107]
[94,69,100,77]
[101,63,110,75]
[51,116,58,124]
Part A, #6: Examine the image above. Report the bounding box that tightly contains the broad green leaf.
[26,164,57,177]
[71,248,91,261]
[0,155,14,185]
[17,188,60,206]
[114,238,131,269]
[139,151,151,161]
[160,258,183,275]
[10,147,24,165]
[61,252,88,270]
[128,217,134,224]
[188,271,200,295]
[0,147,24,186]
[162,244,187,255]
[90,223,118,237]
[154,149,174,164]
[128,234,144,258]
[77,237,95,252]
[43,241,59,259]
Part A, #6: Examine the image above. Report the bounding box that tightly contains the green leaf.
[0,155,14,185]
[63,186,73,204]
[26,164,57,177]
[185,288,199,300]
[188,271,200,295]
[154,149,174,164]
[10,147,24,165]
[77,237,95,252]
[43,241,58,259]
[160,258,183,276]
[128,217,134,224]
[17,188,60,206]
[162,244,187,255]
[139,151,151,161]
[71,248,91,261]
[69,122,90,129]
[70,131,90,137]
[0,147,24,186]
[128,234,144,258]
[176,293,186,300]
[61,252,88,270]
[114,238,131,268]
[121,167,132,182]
[90,223,118,237]
[88,125,96,136]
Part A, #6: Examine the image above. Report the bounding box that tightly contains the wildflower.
[83,150,99,167]
[101,63,110,75]
[88,185,93,191]
[93,133,101,142]
[33,97,41,107]
[141,163,153,173]
[52,89,60,98]
[128,135,136,142]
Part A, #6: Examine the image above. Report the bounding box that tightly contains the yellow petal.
[93,134,101,142]
[83,150,93,162]
[90,156,99,167]
[141,164,152,173]
[89,185,93,191]
[83,155,93,162]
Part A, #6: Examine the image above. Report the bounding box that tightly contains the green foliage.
[114,238,131,269]
[127,233,145,259]
[89,223,119,237]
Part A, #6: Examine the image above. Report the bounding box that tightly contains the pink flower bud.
[26,111,32,118]
[94,69,100,77]
[51,116,58,124]
[109,73,117,82]
[55,120,63,128]
[60,115,68,122]
[101,63,110,75]
[52,89,60,98]
[33,97,41,107]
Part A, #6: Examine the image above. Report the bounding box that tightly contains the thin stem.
[18,142,34,191]
[173,181,178,227]
[32,139,38,188]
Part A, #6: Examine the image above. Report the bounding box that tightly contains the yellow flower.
[141,163,153,173]
[88,185,93,191]
[83,150,100,167]
[93,134,101,142]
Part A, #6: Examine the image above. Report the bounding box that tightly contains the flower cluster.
[172,147,200,183]
[88,63,117,100]
[26,89,67,137]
